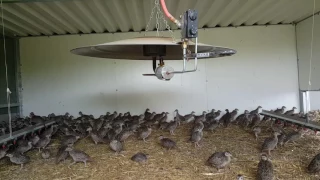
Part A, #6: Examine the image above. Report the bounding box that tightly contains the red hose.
[160,0,181,27]
[160,0,174,22]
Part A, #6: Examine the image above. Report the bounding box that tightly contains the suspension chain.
[144,0,176,42]
[156,7,160,36]
[144,0,157,35]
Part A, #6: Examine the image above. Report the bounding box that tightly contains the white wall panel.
[310,92,320,111]
[296,14,320,91]
[19,25,299,118]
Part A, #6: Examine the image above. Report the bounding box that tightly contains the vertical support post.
[306,91,311,112]
[14,38,22,117]
[152,57,156,72]
[182,42,186,71]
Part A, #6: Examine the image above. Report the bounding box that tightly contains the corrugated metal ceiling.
[0,0,319,37]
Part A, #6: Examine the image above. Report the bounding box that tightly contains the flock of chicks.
[0,106,319,180]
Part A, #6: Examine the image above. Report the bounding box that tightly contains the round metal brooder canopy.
[70,37,236,60]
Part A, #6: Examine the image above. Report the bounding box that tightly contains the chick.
[6,152,30,169]
[117,130,134,142]
[0,144,11,160]
[131,152,148,163]
[41,149,51,159]
[253,127,261,141]
[308,153,320,173]
[192,119,204,133]
[61,135,80,146]
[55,145,69,164]
[206,151,232,172]
[65,147,92,168]
[274,106,286,114]
[29,134,40,146]
[261,132,280,155]
[34,134,51,152]
[249,113,261,128]
[15,141,32,155]
[159,135,177,150]
[167,118,178,135]
[191,130,203,147]
[250,106,262,115]
[87,127,108,144]
[284,129,304,145]
[205,120,219,132]
[109,140,123,153]
[184,111,196,123]
[257,154,273,180]
[277,133,286,147]
[138,126,152,142]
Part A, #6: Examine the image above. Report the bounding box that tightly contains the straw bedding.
[309,110,320,123]
[1,123,320,180]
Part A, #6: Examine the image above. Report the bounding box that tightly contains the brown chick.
[61,135,80,146]
[34,134,51,152]
[41,149,51,159]
[15,141,32,155]
[117,130,134,142]
[284,129,304,145]
[257,154,273,180]
[138,126,152,142]
[159,135,177,150]
[184,111,195,123]
[109,140,123,153]
[253,127,262,141]
[131,152,148,163]
[55,145,69,164]
[308,153,320,173]
[206,151,232,172]
[0,144,11,160]
[6,152,30,169]
[284,107,297,116]
[87,127,108,144]
[261,132,280,155]
[191,130,203,147]
[167,118,178,135]
[192,118,204,133]
[274,106,286,114]
[277,133,286,147]
[65,147,92,168]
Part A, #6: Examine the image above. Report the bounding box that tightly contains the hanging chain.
[156,9,160,36]
[144,0,176,42]
[156,1,176,42]
[144,0,157,35]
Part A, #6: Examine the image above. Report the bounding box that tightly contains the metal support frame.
[0,103,19,108]
[261,110,320,131]
[152,57,156,72]
[0,119,56,144]
[14,38,22,117]
[173,38,198,74]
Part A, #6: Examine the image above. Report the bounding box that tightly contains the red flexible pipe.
[160,0,181,27]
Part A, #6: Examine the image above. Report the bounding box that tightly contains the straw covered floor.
[0,123,320,180]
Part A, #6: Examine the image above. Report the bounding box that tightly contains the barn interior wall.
[0,37,19,122]
[296,14,320,110]
[19,25,299,118]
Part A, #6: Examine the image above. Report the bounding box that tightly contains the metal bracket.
[172,37,198,74]
[152,57,156,72]
[0,119,56,144]
[186,50,236,59]
[261,110,320,131]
